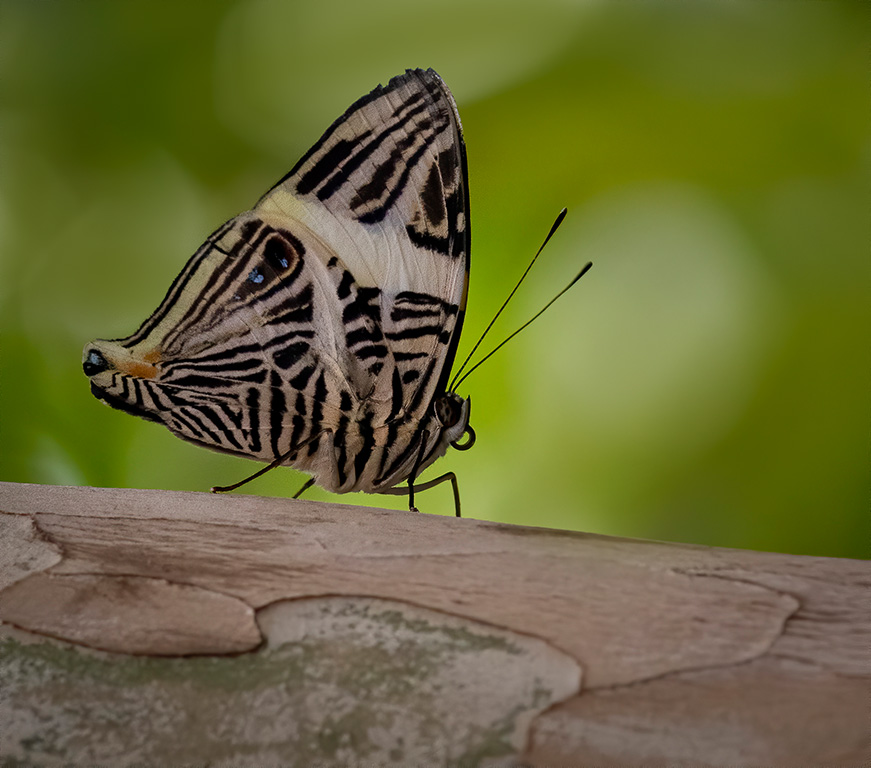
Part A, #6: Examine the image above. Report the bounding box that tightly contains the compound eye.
[435,396,460,428]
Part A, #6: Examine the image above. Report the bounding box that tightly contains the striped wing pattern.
[83,69,471,497]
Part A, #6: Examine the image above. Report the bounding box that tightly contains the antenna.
[451,262,592,392]
[448,208,568,392]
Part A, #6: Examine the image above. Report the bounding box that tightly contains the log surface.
[0,482,868,766]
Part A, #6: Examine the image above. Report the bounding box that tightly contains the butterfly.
[83,69,476,516]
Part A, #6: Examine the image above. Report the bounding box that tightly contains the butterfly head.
[434,392,475,452]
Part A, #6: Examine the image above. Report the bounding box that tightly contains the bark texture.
[0,482,867,766]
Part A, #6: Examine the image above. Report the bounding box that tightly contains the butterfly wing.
[256,68,470,413]
[83,69,470,495]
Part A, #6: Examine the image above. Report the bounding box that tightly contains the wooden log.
[0,481,867,766]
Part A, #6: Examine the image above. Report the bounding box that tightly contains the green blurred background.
[1,0,868,558]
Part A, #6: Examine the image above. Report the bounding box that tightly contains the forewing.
[256,68,470,416]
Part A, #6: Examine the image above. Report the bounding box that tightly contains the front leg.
[405,428,430,513]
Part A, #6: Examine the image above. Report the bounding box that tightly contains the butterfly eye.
[434,395,460,428]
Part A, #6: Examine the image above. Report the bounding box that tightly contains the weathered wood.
[0,481,868,766]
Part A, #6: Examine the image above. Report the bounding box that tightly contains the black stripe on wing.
[259,70,433,203]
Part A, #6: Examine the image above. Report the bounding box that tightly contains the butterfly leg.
[378,429,429,512]
[381,472,463,517]
[211,432,327,494]
[294,477,316,499]
[407,428,431,513]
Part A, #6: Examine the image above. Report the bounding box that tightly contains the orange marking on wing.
[119,360,157,379]
[119,349,161,379]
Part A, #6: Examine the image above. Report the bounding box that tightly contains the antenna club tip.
[570,262,593,285]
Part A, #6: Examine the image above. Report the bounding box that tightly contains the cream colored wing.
[256,68,470,413]
[83,69,472,498]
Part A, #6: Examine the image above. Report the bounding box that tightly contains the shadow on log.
[0,482,868,766]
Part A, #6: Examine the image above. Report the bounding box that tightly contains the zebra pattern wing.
[83,69,472,499]
[257,68,469,408]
